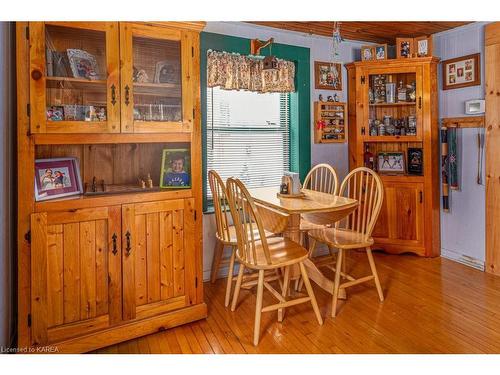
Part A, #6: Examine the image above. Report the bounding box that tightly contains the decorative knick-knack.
[146,173,153,188]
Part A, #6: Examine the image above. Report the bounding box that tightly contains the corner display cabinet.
[17,22,206,353]
[345,58,440,257]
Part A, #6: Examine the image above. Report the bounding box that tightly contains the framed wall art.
[35,157,83,201]
[442,53,481,90]
[361,46,375,61]
[377,152,405,174]
[414,35,433,57]
[160,148,191,188]
[314,61,342,90]
[375,44,388,60]
[396,38,414,59]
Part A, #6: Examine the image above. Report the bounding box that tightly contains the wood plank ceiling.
[248,22,471,44]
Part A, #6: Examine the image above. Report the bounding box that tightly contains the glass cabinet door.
[363,67,423,141]
[29,22,120,133]
[120,23,194,133]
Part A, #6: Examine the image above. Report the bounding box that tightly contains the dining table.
[248,186,359,296]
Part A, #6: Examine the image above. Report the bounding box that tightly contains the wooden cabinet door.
[373,182,424,248]
[121,199,196,321]
[30,206,122,346]
[119,22,198,133]
[29,22,120,134]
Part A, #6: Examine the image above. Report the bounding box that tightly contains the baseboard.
[441,248,485,271]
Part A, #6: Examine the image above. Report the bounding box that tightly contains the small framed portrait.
[407,148,423,175]
[160,148,191,188]
[35,158,83,201]
[396,38,414,59]
[377,152,405,174]
[46,106,64,121]
[375,44,387,60]
[67,49,100,80]
[361,46,375,61]
[154,60,181,84]
[314,61,342,90]
[442,53,481,90]
[414,36,433,57]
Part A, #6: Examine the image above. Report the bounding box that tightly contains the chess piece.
[139,179,146,189]
[91,176,97,192]
[146,173,153,188]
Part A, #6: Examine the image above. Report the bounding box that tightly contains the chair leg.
[231,264,246,312]
[331,248,343,318]
[210,240,224,283]
[253,269,265,346]
[299,262,323,325]
[309,238,317,257]
[366,247,384,302]
[278,266,290,322]
[224,246,237,307]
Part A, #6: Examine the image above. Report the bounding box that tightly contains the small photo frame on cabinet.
[414,35,433,57]
[396,38,414,59]
[35,158,83,201]
[377,152,405,174]
[361,46,375,61]
[314,61,342,90]
[407,148,423,175]
[442,53,481,90]
[154,60,181,84]
[160,148,191,188]
[375,44,388,60]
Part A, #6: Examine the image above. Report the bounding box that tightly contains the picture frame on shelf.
[66,49,100,80]
[34,157,83,201]
[377,152,405,174]
[46,106,64,121]
[361,46,375,61]
[314,61,342,90]
[154,60,181,84]
[442,53,481,90]
[414,35,433,57]
[160,148,191,188]
[375,44,388,60]
[396,38,414,59]
[408,148,424,175]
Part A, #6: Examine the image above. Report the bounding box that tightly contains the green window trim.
[200,31,311,213]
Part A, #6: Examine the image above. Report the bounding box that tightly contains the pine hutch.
[16,21,206,353]
[345,57,440,257]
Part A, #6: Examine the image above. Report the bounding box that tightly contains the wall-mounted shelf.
[441,116,485,128]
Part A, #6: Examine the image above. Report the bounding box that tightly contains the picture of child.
[161,150,191,188]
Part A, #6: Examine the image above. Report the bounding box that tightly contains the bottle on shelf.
[363,144,375,170]
[397,80,407,102]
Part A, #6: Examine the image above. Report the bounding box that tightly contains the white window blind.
[207,86,290,200]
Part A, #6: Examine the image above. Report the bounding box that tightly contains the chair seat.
[238,237,309,270]
[217,225,276,246]
[307,227,374,250]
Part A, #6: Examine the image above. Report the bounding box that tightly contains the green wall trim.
[200,31,311,212]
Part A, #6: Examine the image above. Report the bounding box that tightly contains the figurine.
[133,66,149,83]
[327,95,334,102]
[146,173,153,188]
[139,179,146,189]
[91,176,97,192]
[319,94,325,102]
[333,93,339,102]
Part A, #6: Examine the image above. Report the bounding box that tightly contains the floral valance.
[207,50,295,93]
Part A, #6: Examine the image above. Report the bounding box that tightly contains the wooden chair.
[226,178,323,345]
[307,167,385,317]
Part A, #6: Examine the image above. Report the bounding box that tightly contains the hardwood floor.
[95,252,500,354]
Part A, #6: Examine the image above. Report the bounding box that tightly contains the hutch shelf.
[17,21,206,353]
[346,57,440,257]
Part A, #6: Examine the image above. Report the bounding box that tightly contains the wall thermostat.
[465,99,485,115]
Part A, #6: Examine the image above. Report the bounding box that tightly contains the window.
[206,86,290,201]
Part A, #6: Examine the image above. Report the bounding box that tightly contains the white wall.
[433,22,488,269]
[0,21,14,348]
[201,22,365,280]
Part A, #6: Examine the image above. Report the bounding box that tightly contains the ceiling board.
[248,22,471,44]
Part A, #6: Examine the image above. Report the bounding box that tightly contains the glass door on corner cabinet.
[29,22,120,134]
[120,23,192,133]
[363,67,423,141]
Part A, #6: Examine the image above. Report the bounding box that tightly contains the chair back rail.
[336,167,384,240]
[208,170,232,243]
[226,178,272,267]
[302,163,339,195]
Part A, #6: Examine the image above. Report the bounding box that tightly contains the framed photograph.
[408,148,423,175]
[154,60,181,84]
[377,152,405,174]
[67,49,100,80]
[442,53,481,90]
[374,44,387,60]
[396,38,414,59]
[160,148,191,188]
[35,158,83,201]
[46,106,64,121]
[314,61,342,90]
[361,46,375,61]
[414,35,433,57]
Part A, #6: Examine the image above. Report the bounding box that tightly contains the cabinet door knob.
[31,69,42,81]
[125,231,132,256]
[112,233,118,255]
